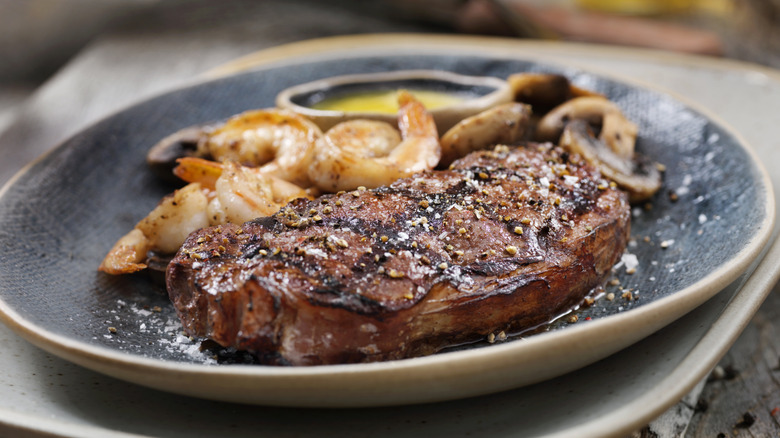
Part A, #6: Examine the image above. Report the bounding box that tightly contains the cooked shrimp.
[209,161,308,225]
[99,183,211,274]
[174,157,310,225]
[200,109,322,187]
[316,119,402,158]
[100,159,309,275]
[439,103,531,167]
[308,91,440,192]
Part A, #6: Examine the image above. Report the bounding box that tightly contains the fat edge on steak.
[166,144,631,365]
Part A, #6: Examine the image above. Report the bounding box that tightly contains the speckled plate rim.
[0,35,775,410]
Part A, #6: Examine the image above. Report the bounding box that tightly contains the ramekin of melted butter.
[276,70,512,132]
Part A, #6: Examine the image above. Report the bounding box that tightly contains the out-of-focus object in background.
[491,0,725,55]
[467,0,780,68]
[573,0,780,68]
[729,0,780,68]
[0,0,155,83]
[389,0,780,70]
[575,0,726,16]
[0,0,156,135]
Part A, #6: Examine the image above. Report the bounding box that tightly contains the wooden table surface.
[1,1,779,436]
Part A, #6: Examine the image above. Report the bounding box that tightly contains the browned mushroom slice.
[508,73,602,115]
[439,102,531,167]
[146,125,211,183]
[560,120,661,202]
[536,96,637,161]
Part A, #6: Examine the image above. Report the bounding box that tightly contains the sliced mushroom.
[146,125,211,183]
[439,102,531,167]
[560,120,661,202]
[508,73,602,116]
[536,96,637,161]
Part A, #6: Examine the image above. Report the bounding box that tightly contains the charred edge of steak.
[167,143,630,365]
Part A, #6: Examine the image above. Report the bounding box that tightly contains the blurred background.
[0,0,779,179]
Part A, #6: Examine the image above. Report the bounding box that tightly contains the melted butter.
[312,89,465,114]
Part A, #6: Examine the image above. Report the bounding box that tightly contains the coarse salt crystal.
[306,248,328,258]
[621,253,639,272]
[563,175,579,185]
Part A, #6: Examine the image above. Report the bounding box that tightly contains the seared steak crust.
[167,144,630,365]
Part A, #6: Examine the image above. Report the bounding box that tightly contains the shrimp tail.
[173,157,223,189]
[98,228,150,275]
[397,90,439,140]
[394,90,441,171]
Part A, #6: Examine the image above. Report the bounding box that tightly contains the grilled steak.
[166,144,630,365]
